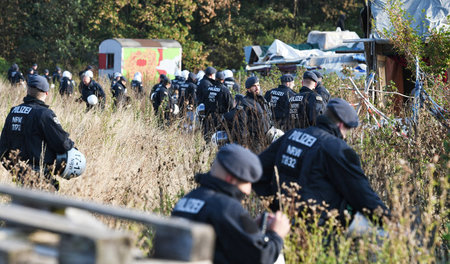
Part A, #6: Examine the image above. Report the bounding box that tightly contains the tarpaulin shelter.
[244,31,365,78]
[357,0,449,107]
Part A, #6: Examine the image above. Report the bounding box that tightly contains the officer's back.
[264,74,296,130]
[203,72,233,116]
[287,71,325,130]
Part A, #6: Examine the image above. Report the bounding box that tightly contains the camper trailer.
[98,39,182,83]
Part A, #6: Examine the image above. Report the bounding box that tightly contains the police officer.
[7,64,25,86]
[172,144,290,264]
[255,98,390,225]
[171,70,185,93]
[26,68,35,82]
[151,75,175,119]
[312,70,331,104]
[31,63,38,75]
[0,75,75,190]
[178,72,197,114]
[287,71,326,130]
[131,72,144,96]
[224,76,271,152]
[52,66,62,85]
[223,69,241,93]
[59,71,75,96]
[79,65,93,79]
[196,66,216,105]
[110,72,122,90]
[151,74,168,95]
[202,71,233,140]
[111,76,130,107]
[264,74,297,130]
[80,70,106,109]
[42,69,51,84]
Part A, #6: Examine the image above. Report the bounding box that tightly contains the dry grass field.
[0,72,448,263]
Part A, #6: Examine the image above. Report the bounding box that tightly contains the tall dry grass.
[0,72,448,263]
[0,78,214,211]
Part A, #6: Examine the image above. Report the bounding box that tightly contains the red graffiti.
[136,59,147,66]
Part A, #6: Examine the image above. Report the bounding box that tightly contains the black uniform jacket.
[255,116,389,222]
[264,85,296,128]
[204,82,233,116]
[172,173,283,264]
[59,77,74,95]
[0,96,74,168]
[288,86,326,129]
[224,77,241,93]
[315,83,331,105]
[80,80,106,108]
[196,77,214,105]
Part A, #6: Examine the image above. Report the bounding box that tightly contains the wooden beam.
[0,185,215,262]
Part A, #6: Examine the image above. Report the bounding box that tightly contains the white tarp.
[307,30,363,50]
[371,0,449,39]
[258,39,335,63]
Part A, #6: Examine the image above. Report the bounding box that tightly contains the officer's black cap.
[32,63,38,67]
[280,74,294,83]
[216,144,262,183]
[120,76,127,82]
[216,71,225,80]
[327,98,359,128]
[44,69,49,74]
[188,72,197,81]
[86,65,93,70]
[245,76,259,89]
[56,66,61,71]
[27,75,49,92]
[160,74,169,84]
[312,70,323,79]
[303,71,319,82]
[205,66,217,76]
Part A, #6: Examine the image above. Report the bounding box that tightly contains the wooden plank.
[0,239,33,264]
[0,205,132,264]
[0,185,215,262]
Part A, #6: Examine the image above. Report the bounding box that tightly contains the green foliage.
[0,57,10,75]
[382,0,450,77]
[0,0,365,71]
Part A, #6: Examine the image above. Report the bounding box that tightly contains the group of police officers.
[1,63,390,264]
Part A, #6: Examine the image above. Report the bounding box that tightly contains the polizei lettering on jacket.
[11,106,32,115]
[271,91,285,96]
[287,130,317,147]
[280,131,317,169]
[173,198,205,214]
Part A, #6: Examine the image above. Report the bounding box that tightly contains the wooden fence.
[0,184,215,264]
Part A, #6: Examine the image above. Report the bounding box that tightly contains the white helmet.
[181,70,190,80]
[57,148,87,179]
[87,94,98,105]
[175,69,182,77]
[173,104,180,115]
[83,70,94,79]
[266,127,285,143]
[196,70,205,81]
[113,72,122,79]
[223,69,233,79]
[196,103,205,118]
[211,131,229,146]
[133,72,142,82]
[62,71,72,79]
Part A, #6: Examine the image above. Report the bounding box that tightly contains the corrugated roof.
[113,39,182,48]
